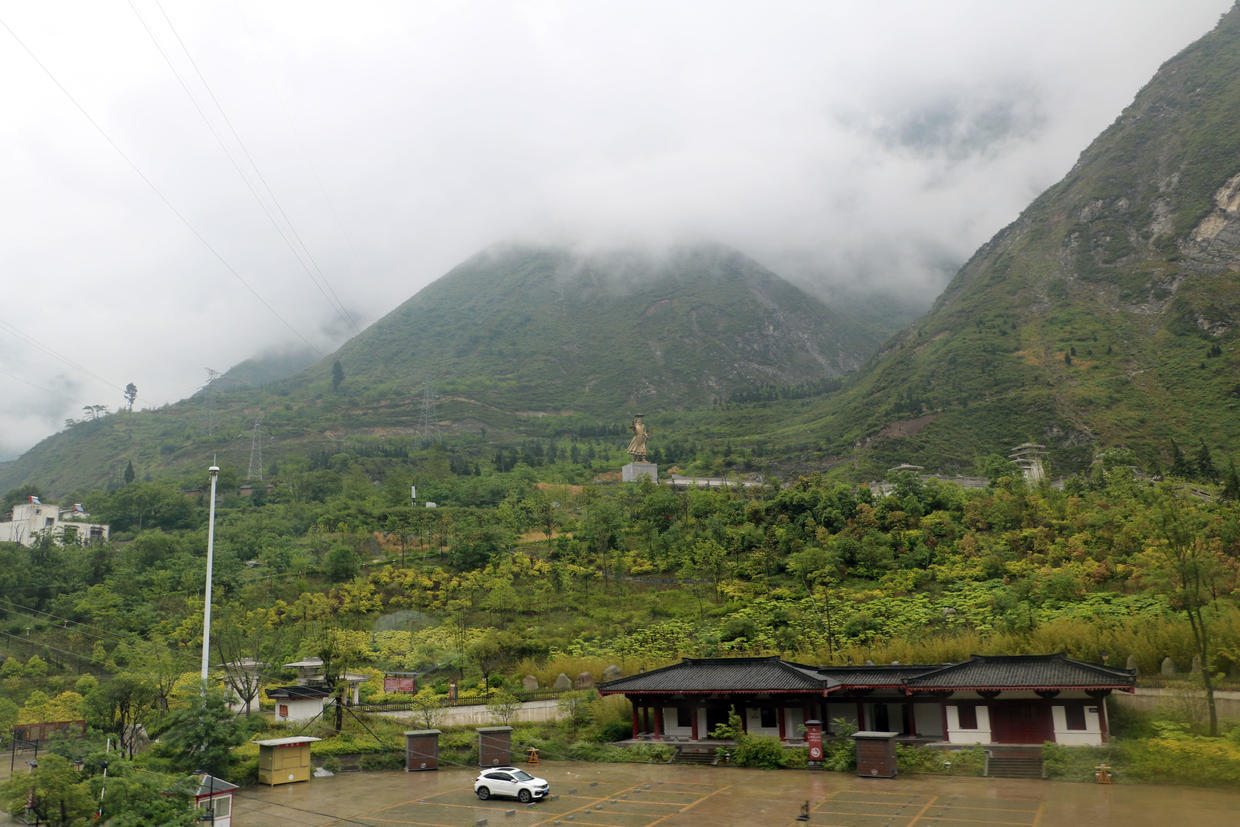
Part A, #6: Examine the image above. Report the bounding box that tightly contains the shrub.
[360,751,404,771]
[1119,736,1240,787]
[732,734,787,769]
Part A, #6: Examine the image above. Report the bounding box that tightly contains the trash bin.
[851,730,899,778]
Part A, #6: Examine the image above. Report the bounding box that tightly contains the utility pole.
[201,465,220,688]
[247,419,263,481]
[419,383,440,443]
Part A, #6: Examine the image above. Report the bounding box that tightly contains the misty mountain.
[801,5,1240,475]
[0,242,898,495]
[319,242,883,414]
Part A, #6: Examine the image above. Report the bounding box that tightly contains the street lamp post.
[200,465,220,687]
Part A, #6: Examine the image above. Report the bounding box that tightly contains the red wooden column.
[632,704,640,739]
[856,702,866,730]
[778,707,787,741]
[652,704,663,739]
[690,707,699,741]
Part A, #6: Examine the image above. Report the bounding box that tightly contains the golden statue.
[626,414,650,462]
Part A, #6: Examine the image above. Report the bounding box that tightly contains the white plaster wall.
[945,704,991,745]
[744,707,780,737]
[660,706,693,737]
[1051,704,1104,746]
[278,698,327,722]
[914,704,944,737]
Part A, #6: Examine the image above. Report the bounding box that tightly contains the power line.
[131,0,361,337]
[0,318,121,393]
[0,15,325,358]
[0,597,129,643]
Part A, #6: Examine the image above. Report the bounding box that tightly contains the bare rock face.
[553,673,573,691]
[522,675,539,691]
[1161,657,1177,677]
[602,665,623,682]
[575,671,595,689]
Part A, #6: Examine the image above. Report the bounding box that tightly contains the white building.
[0,499,109,547]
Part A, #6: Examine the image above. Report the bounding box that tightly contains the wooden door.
[989,702,1053,744]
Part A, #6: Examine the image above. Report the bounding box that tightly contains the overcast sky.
[0,0,1233,460]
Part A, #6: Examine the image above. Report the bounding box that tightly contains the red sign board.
[805,721,824,761]
[384,676,418,693]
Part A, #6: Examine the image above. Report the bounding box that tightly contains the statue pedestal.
[622,462,658,483]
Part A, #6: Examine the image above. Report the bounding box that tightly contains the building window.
[760,708,777,728]
[676,707,692,728]
[957,705,978,729]
[278,704,289,718]
[1064,705,1087,731]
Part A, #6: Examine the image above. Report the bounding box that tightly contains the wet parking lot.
[228,761,1240,826]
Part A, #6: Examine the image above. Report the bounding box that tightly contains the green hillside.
[321,242,880,414]
[0,243,898,496]
[796,4,1240,475]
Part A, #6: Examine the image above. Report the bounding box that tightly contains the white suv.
[473,767,550,803]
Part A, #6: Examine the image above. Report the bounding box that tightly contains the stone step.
[668,749,718,766]
[987,756,1044,779]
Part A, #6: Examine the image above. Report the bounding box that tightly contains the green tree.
[1138,490,1228,735]
[486,689,522,725]
[1,753,93,826]
[332,360,345,392]
[123,459,135,485]
[150,690,245,778]
[82,675,156,758]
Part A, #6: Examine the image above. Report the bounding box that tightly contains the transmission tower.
[247,418,263,480]
[419,383,440,443]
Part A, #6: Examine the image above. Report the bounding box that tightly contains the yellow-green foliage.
[512,654,658,689]
[1119,737,1240,787]
[17,690,84,724]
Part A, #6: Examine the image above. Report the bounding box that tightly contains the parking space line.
[534,782,647,826]
[1031,800,1046,827]
[645,784,732,826]
[905,793,939,825]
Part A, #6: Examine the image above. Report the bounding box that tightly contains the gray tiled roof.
[818,666,940,687]
[904,654,1135,690]
[598,653,1135,696]
[598,657,833,694]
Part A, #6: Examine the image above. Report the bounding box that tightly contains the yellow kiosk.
[256,736,322,786]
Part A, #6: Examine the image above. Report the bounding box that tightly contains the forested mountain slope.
[0,243,893,495]
[798,5,1240,475]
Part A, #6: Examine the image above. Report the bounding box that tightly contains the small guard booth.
[851,731,899,778]
[478,726,513,767]
[193,773,238,826]
[256,736,321,786]
[405,729,442,771]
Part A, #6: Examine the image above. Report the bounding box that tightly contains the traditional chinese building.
[597,653,1133,747]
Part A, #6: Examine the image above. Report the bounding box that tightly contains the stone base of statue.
[622,462,658,483]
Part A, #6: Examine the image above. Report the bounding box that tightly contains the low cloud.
[0,0,1232,458]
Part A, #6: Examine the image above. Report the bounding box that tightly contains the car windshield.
[511,770,534,781]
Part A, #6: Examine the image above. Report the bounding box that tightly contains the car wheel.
[518,789,533,804]
[476,787,490,800]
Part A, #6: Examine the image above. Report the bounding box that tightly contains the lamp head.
[208,466,220,478]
